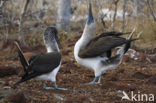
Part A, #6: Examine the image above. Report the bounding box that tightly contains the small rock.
[147,76,156,84]
[117,69,125,73]
[3,86,11,89]
[106,74,118,81]
[0,66,19,77]
[132,72,151,79]
[7,91,26,103]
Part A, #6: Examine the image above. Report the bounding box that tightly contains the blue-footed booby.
[74,3,138,84]
[15,27,67,90]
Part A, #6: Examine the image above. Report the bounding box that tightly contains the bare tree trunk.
[146,0,156,21]
[19,0,30,45]
[112,0,119,31]
[121,0,127,32]
[134,0,146,17]
[57,0,71,31]
[101,17,107,30]
[0,0,8,40]
[96,0,107,31]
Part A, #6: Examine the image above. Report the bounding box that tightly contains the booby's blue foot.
[42,81,67,90]
[42,81,54,90]
[96,75,102,84]
[43,86,54,90]
[54,82,67,90]
[85,77,97,85]
[86,81,96,85]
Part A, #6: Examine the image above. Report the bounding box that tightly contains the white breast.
[35,62,61,82]
[74,39,103,70]
[74,38,123,77]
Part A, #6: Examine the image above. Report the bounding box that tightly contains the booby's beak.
[89,3,92,16]
[87,3,94,25]
[55,35,62,49]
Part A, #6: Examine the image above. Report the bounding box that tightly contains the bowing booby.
[74,3,137,84]
[15,27,66,90]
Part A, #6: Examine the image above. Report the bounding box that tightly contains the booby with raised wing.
[74,3,137,84]
[15,27,66,90]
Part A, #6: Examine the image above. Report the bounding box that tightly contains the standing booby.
[15,27,67,90]
[74,3,137,84]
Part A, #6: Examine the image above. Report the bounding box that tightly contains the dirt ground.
[0,36,156,103]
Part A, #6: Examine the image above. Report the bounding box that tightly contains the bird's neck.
[79,23,96,49]
[46,42,59,53]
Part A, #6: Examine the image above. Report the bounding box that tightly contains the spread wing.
[78,36,131,58]
[28,52,61,73]
[99,31,131,37]
[89,31,131,44]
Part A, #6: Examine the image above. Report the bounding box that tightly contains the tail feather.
[15,72,39,85]
[118,28,138,56]
[123,28,138,54]
[123,38,138,54]
[14,41,29,73]
[127,28,136,39]
[118,38,138,57]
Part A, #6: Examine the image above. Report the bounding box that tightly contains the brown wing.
[28,52,61,73]
[78,36,128,58]
[88,31,131,45]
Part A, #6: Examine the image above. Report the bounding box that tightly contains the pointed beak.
[55,35,62,49]
[89,3,92,16]
[87,3,94,25]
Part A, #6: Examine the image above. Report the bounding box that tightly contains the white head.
[82,3,96,40]
[43,27,60,52]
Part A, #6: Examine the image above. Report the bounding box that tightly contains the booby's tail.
[123,29,138,54]
[14,41,29,73]
[118,31,138,57]
[15,72,39,85]
[122,38,138,54]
